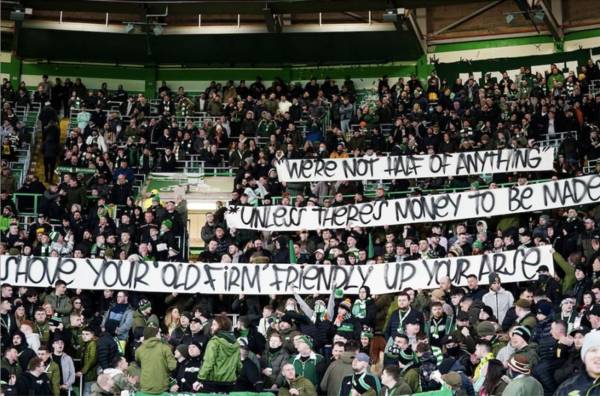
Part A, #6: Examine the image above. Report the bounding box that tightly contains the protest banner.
[274,148,555,182]
[0,246,552,295]
[225,175,600,231]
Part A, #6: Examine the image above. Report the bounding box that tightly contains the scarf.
[352,299,368,319]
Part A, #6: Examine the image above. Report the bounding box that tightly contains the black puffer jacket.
[553,346,585,385]
[97,332,119,369]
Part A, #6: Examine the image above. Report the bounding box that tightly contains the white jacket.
[482,288,514,324]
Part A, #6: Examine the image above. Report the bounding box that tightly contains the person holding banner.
[4,64,600,396]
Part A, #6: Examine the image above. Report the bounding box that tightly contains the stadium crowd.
[0,58,600,396]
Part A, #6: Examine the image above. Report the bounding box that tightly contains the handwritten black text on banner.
[274,148,555,182]
[225,175,600,231]
[0,246,552,295]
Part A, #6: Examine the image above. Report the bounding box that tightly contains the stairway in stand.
[31,118,69,186]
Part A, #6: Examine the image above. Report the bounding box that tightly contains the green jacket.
[280,376,318,396]
[1,357,21,378]
[81,339,98,382]
[289,352,324,388]
[44,360,61,396]
[402,367,421,393]
[386,380,413,396]
[517,313,537,330]
[554,252,575,294]
[34,321,51,345]
[198,331,241,383]
[132,310,159,332]
[135,337,177,394]
[81,339,98,383]
[0,215,11,232]
[501,374,544,396]
[44,293,73,324]
[491,337,507,357]
[547,72,565,90]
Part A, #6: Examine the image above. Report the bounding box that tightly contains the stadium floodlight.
[153,23,163,36]
[505,13,515,24]
[125,23,135,33]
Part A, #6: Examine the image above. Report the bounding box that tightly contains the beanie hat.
[298,335,314,349]
[339,299,352,312]
[488,272,501,284]
[512,326,531,343]
[535,300,553,317]
[143,325,159,339]
[181,311,192,321]
[161,219,173,229]
[477,321,496,337]
[361,327,373,339]
[176,344,189,359]
[508,354,531,375]
[138,299,152,311]
[581,330,600,362]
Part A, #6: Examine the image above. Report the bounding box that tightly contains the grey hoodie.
[482,287,514,324]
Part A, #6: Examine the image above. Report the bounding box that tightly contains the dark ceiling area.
[16,28,422,66]
[10,0,484,15]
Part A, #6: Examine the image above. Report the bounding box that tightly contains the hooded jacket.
[135,336,177,394]
[482,287,514,324]
[96,332,119,370]
[279,376,317,396]
[320,351,354,396]
[14,371,53,396]
[198,331,241,383]
[260,346,289,386]
[80,338,98,383]
[554,370,600,396]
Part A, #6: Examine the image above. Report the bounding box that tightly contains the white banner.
[225,175,600,230]
[0,247,552,295]
[274,148,555,182]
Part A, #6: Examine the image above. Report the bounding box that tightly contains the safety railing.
[585,158,600,174]
[536,130,578,149]
[591,79,600,97]
[12,192,43,216]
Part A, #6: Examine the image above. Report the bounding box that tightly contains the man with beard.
[385,292,423,341]
[425,302,454,348]
[339,353,381,396]
[320,341,357,396]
